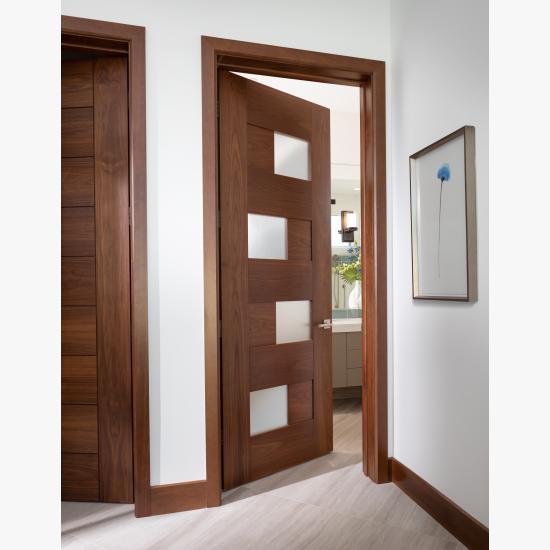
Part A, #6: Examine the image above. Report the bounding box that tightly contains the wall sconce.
[339,210,357,242]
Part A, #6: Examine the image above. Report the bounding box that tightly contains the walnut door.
[61,57,133,502]
[219,71,332,489]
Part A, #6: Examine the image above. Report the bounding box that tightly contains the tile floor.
[62,399,465,549]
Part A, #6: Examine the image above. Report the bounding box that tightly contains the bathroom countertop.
[332,318,362,333]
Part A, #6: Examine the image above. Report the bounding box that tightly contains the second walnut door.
[219,71,333,489]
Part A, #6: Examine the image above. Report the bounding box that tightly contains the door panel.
[220,71,332,490]
[62,157,95,207]
[61,57,133,503]
[61,107,94,157]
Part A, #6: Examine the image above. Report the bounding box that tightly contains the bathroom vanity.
[332,318,362,391]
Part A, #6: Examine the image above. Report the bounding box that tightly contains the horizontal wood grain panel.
[62,207,95,257]
[62,356,97,404]
[288,219,312,260]
[247,175,312,220]
[62,157,94,207]
[62,453,99,501]
[62,257,96,306]
[62,107,94,157]
[288,380,313,424]
[62,306,96,356]
[248,259,312,303]
[250,341,313,391]
[247,79,312,140]
[250,420,316,481]
[61,404,98,453]
[62,59,94,109]
[248,302,276,347]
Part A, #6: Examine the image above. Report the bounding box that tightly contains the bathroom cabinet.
[332,331,362,388]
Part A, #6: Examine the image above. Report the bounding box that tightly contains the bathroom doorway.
[202,36,388,506]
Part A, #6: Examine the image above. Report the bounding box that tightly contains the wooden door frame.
[61,16,151,517]
[202,36,389,507]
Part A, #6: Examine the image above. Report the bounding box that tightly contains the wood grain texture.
[248,303,276,347]
[311,103,333,456]
[391,458,488,550]
[247,79,312,140]
[247,175,312,220]
[62,257,96,306]
[62,59,93,108]
[361,74,389,483]
[61,405,98,453]
[62,16,150,516]
[62,157,94,207]
[94,56,133,504]
[62,356,97,404]
[249,420,316,481]
[288,381,313,424]
[250,341,314,391]
[62,453,99,501]
[62,107,94,158]
[201,36,388,506]
[61,306,96,356]
[150,481,207,516]
[288,219,312,260]
[219,71,250,490]
[201,36,222,507]
[61,207,95,257]
[247,124,273,172]
[248,259,312,303]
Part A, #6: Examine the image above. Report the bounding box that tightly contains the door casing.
[61,16,152,517]
[202,36,389,507]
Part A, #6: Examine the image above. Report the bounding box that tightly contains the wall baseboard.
[389,459,488,550]
[149,480,207,516]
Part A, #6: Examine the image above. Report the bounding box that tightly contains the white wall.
[390,0,488,526]
[61,0,390,485]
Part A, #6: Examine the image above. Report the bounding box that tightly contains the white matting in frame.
[409,126,477,301]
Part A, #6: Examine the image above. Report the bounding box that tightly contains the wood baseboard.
[148,480,207,516]
[389,459,488,550]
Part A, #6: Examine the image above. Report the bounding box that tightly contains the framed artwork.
[409,126,477,301]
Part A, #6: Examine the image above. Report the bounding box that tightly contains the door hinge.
[217,210,221,228]
[216,100,220,118]
[128,206,132,226]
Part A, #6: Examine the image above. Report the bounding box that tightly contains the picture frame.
[409,126,477,301]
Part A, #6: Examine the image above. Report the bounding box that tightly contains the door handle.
[318,319,333,330]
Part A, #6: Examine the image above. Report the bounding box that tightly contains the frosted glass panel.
[248,214,287,260]
[250,385,288,435]
[276,301,311,344]
[274,132,310,180]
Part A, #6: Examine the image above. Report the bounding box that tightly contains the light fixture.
[339,210,357,243]
[353,187,360,191]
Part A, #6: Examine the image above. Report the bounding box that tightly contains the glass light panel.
[274,132,310,180]
[248,214,287,260]
[276,300,311,344]
[250,385,288,436]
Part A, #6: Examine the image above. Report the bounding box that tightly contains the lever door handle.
[318,319,333,330]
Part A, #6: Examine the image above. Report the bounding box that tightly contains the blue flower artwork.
[436,163,451,276]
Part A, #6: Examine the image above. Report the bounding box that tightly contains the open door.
[219,71,332,490]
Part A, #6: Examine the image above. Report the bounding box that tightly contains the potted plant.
[334,243,362,309]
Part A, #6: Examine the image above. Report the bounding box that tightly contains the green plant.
[333,243,361,286]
